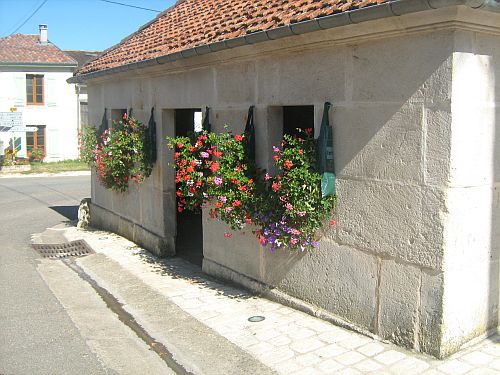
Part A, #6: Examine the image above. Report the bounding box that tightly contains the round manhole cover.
[248,316,265,323]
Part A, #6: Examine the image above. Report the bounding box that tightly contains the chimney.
[39,24,48,44]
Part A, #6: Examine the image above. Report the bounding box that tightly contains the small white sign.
[10,126,37,132]
[0,112,23,128]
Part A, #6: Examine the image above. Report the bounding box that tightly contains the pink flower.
[220,196,227,203]
[297,211,306,217]
[264,173,271,181]
[225,207,233,213]
[285,203,293,210]
[200,151,209,158]
[214,177,223,186]
[224,232,232,238]
[273,146,280,152]
[290,237,298,245]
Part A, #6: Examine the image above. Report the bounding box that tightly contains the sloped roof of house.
[0,34,77,65]
[77,0,387,76]
[64,50,101,68]
[73,0,500,80]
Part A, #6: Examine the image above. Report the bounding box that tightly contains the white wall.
[440,30,500,354]
[0,69,78,161]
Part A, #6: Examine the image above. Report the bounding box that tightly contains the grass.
[23,159,90,174]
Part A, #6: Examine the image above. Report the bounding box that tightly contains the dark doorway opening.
[175,108,204,267]
[283,105,314,137]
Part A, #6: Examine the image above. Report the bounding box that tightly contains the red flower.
[176,190,182,197]
[189,147,196,152]
[184,175,191,181]
[238,185,247,191]
[232,200,241,207]
[272,181,280,192]
[283,160,293,169]
[298,149,303,155]
[186,166,194,173]
[210,162,219,172]
[216,202,223,208]
[224,232,232,238]
[273,155,279,161]
[213,150,222,158]
[174,152,181,159]
[177,206,183,212]
[177,143,184,148]
[329,219,337,226]
[190,160,197,167]
[234,134,243,142]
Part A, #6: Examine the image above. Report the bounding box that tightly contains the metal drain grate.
[32,240,94,259]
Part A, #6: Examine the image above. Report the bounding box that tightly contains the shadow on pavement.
[49,205,79,221]
[136,249,256,301]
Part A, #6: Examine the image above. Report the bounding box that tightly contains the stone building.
[70,0,500,358]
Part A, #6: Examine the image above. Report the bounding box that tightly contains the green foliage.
[92,115,153,192]
[168,127,336,252]
[28,148,45,162]
[78,126,98,164]
[255,129,336,251]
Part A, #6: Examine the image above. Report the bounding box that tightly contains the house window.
[26,74,44,105]
[26,125,46,154]
[283,106,314,137]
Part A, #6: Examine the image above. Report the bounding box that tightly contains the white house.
[0,25,79,161]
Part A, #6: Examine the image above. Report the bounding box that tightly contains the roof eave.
[0,61,78,68]
[68,0,500,84]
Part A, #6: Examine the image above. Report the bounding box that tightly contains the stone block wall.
[86,8,500,357]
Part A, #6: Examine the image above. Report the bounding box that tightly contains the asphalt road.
[0,175,115,375]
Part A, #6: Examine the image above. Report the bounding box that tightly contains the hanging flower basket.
[168,127,336,252]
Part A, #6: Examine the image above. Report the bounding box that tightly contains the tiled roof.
[0,34,77,65]
[64,50,101,68]
[78,0,387,75]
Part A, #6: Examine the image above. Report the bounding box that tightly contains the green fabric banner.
[202,106,211,133]
[316,102,335,198]
[147,107,157,164]
[244,105,256,167]
[98,108,108,137]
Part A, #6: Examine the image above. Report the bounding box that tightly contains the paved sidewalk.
[43,225,500,375]
[0,170,90,178]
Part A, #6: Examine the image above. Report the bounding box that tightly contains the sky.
[0,0,176,51]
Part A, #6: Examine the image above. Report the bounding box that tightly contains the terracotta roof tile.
[0,34,77,65]
[78,0,386,75]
